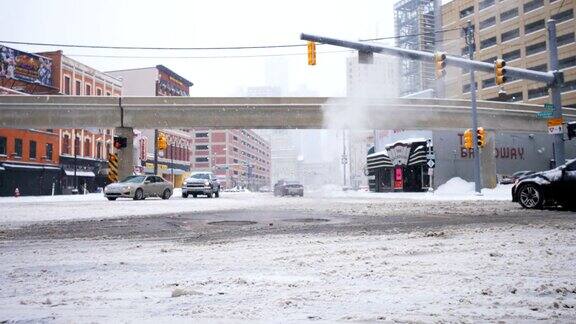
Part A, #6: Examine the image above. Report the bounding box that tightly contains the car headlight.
[204,180,210,186]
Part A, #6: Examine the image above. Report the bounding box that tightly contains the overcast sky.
[0,0,404,97]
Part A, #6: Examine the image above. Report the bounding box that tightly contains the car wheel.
[182,192,188,198]
[192,194,197,198]
[207,192,213,198]
[215,189,220,198]
[518,184,543,209]
[107,197,117,201]
[133,188,144,201]
[162,189,171,200]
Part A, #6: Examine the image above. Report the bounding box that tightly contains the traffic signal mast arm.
[300,33,557,85]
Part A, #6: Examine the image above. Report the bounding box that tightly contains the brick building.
[0,46,62,196]
[107,65,194,187]
[191,129,271,190]
[441,0,576,107]
[40,51,122,193]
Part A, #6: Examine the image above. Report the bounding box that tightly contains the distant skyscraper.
[394,0,438,96]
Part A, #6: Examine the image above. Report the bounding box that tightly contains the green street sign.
[537,111,553,118]
[544,103,554,111]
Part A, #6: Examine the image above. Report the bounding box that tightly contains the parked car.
[258,186,270,193]
[274,180,304,197]
[104,175,173,201]
[500,170,535,185]
[182,172,220,198]
[512,159,576,209]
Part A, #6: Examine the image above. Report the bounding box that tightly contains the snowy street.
[1,190,576,322]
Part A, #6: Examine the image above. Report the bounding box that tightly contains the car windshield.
[120,176,146,183]
[190,173,210,179]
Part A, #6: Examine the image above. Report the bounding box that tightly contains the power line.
[67,50,355,60]
[0,27,462,51]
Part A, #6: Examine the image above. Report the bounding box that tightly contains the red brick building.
[0,46,62,196]
[40,51,122,193]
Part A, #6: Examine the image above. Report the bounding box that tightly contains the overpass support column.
[115,127,135,181]
[481,130,497,189]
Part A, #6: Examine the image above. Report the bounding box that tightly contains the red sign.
[394,167,403,190]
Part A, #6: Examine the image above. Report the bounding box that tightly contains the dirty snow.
[1,223,575,322]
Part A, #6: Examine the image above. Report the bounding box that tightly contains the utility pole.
[466,21,482,194]
[341,129,348,187]
[547,19,565,167]
[153,129,158,175]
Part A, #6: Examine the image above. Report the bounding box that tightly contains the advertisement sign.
[156,79,188,97]
[0,46,52,86]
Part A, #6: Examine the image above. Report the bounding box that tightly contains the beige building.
[441,0,575,108]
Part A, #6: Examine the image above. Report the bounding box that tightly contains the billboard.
[0,46,52,87]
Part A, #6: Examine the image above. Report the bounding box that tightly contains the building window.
[29,140,37,159]
[528,86,549,99]
[502,49,521,61]
[557,33,575,47]
[482,56,497,64]
[96,142,102,159]
[482,78,496,88]
[460,6,474,18]
[74,136,80,156]
[525,19,545,35]
[490,91,524,102]
[0,136,6,155]
[552,9,574,24]
[479,0,494,11]
[479,16,496,30]
[63,134,70,155]
[85,84,91,96]
[195,145,209,150]
[195,157,209,163]
[106,143,111,157]
[500,8,518,22]
[75,80,82,95]
[14,138,22,157]
[501,28,519,42]
[562,79,576,93]
[106,92,111,96]
[559,56,576,70]
[64,76,71,95]
[84,138,91,157]
[480,36,497,49]
[96,88,102,96]
[45,143,53,160]
[529,63,548,72]
[462,82,478,93]
[526,41,546,56]
[195,132,209,138]
[523,0,543,13]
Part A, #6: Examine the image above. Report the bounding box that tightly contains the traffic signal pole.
[301,23,566,172]
[466,21,482,193]
[547,19,566,166]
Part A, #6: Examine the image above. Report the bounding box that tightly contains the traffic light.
[568,122,576,140]
[477,127,486,148]
[495,59,507,85]
[464,129,473,149]
[157,133,167,150]
[113,136,127,149]
[307,41,316,66]
[434,52,447,79]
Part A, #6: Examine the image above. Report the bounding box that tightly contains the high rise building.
[394,0,439,96]
[441,0,575,108]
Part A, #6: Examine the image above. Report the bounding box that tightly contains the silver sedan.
[104,175,173,201]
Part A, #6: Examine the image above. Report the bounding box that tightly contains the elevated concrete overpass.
[2,95,575,183]
[1,95,575,131]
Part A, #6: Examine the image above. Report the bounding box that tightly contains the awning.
[2,163,61,171]
[64,170,96,177]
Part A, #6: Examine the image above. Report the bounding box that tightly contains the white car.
[104,175,173,201]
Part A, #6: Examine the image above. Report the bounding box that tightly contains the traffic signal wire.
[0,28,462,51]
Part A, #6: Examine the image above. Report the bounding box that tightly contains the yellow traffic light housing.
[157,133,168,150]
[477,127,486,148]
[495,59,507,85]
[434,52,447,79]
[307,41,316,66]
[464,129,473,149]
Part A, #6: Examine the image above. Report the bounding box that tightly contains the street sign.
[547,118,563,127]
[428,168,434,176]
[426,153,435,160]
[537,111,553,118]
[427,159,435,168]
[548,125,563,135]
[544,103,554,110]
